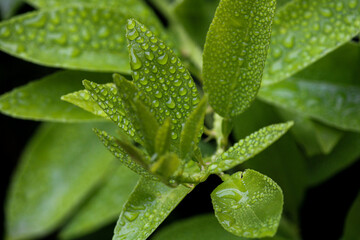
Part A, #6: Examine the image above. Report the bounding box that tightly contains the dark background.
[1,2,360,240]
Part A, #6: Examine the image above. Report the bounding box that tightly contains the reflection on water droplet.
[166,97,176,109]
[127,19,136,30]
[157,53,168,65]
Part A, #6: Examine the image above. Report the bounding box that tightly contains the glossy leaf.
[93,128,157,181]
[59,164,139,240]
[0,5,163,73]
[61,88,108,119]
[126,19,200,143]
[203,0,276,117]
[179,96,207,160]
[211,169,283,238]
[113,178,192,240]
[0,70,111,122]
[263,0,360,85]
[208,122,293,174]
[342,192,360,240]
[259,79,360,132]
[151,152,181,179]
[307,132,360,186]
[233,100,306,222]
[5,122,116,240]
[153,214,242,240]
[83,79,140,143]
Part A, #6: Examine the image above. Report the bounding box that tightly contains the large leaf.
[263,0,360,85]
[126,19,200,143]
[207,122,293,174]
[259,78,360,132]
[202,0,276,117]
[342,192,360,240]
[0,5,163,73]
[113,178,192,240]
[211,170,283,238]
[307,132,360,186]
[0,70,111,122]
[233,100,306,222]
[5,122,116,240]
[59,164,139,240]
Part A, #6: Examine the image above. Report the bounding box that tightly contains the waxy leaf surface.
[5,122,116,240]
[0,5,162,73]
[113,178,192,240]
[211,170,283,238]
[60,164,139,240]
[208,122,293,174]
[263,0,360,84]
[126,19,200,143]
[259,79,360,132]
[0,70,111,122]
[203,0,276,117]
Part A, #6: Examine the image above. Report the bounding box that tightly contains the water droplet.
[25,13,47,28]
[16,44,26,53]
[154,90,162,98]
[171,132,178,140]
[69,47,81,57]
[127,19,136,30]
[319,8,332,17]
[157,53,168,65]
[283,35,295,48]
[98,26,110,38]
[348,0,357,8]
[130,48,142,70]
[166,97,176,109]
[144,51,154,60]
[124,211,139,222]
[0,27,11,38]
[127,28,139,41]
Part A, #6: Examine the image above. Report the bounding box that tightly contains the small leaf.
[113,177,192,240]
[263,0,360,85]
[155,118,172,156]
[211,169,283,238]
[59,164,139,240]
[5,122,116,240]
[126,19,200,144]
[151,152,181,179]
[0,70,111,122]
[0,5,163,73]
[202,0,276,117]
[179,95,207,160]
[208,122,293,174]
[93,128,157,181]
[61,88,109,119]
[342,192,360,240]
[259,79,360,132]
[83,79,140,143]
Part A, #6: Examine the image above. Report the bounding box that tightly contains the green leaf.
[0,5,163,73]
[233,100,306,222]
[211,169,283,238]
[202,0,276,117]
[113,178,192,240]
[155,118,172,156]
[307,132,360,186]
[61,87,110,119]
[208,122,293,174]
[276,108,343,156]
[151,152,181,179]
[93,128,157,181]
[0,70,111,122]
[126,19,200,143]
[152,214,242,240]
[179,95,207,160]
[173,0,219,47]
[259,78,360,132]
[263,0,360,85]
[5,122,116,240]
[83,79,140,143]
[342,192,360,240]
[59,164,139,240]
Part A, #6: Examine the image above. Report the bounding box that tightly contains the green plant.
[0,0,359,240]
